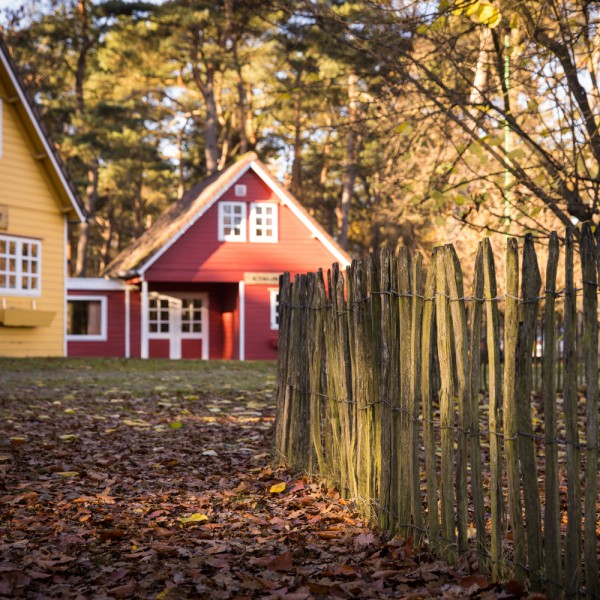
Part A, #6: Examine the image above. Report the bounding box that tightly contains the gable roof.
[103,152,351,278]
[0,38,85,222]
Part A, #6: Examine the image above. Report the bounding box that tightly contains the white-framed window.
[218,201,247,241]
[270,289,279,330]
[66,295,107,341]
[234,184,247,197]
[249,203,278,243]
[0,234,41,296]
[149,296,170,336]
[181,297,203,336]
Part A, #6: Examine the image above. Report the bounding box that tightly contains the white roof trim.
[67,277,128,291]
[250,161,351,267]
[0,50,86,223]
[138,162,254,275]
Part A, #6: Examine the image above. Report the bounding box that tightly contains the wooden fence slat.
[435,249,456,562]
[482,238,503,581]
[469,243,486,569]
[378,248,394,529]
[296,275,312,471]
[274,272,291,462]
[542,232,561,599]
[563,228,581,599]
[410,253,424,542]
[444,244,470,554]
[515,234,543,589]
[398,248,412,538]
[421,249,440,548]
[323,269,340,485]
[368,254,383,506]
[308,271,326,475]
[580,223,599,599]
[503,237,527,584]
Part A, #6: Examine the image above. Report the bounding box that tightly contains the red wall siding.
[67,290,126,358]
[182,339,203,359]
[145,171,342,283]
[245,284,278,360]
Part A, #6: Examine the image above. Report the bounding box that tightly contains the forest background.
[1,0,598,279]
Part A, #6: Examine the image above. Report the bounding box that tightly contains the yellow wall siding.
[0,85,67,356]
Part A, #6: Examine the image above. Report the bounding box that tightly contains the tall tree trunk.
[204,69,219,175]
[290,72,304,200]
[74,163,98,277]
[233,42,248,154]
[337,74,359,250]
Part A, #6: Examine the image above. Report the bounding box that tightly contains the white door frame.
[147,291,209,360]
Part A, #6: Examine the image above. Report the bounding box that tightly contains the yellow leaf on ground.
[178,513,209,524]
[169,421,183,429]
[9,436,28,445]
[64,408,76,415]
[269,482,286,494]
[59,434,79,442]
[122,419,151,427]
[56,471,79,477]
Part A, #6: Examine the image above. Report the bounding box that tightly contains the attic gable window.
[249,203,278,243]
[0,234,41,296]
[218,202,247,242]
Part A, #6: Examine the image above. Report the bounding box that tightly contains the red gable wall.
[144,170,341,282]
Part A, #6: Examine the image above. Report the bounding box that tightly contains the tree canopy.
[2,0,597,274]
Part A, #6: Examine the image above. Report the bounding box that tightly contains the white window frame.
[180,296,206,339]
[249,202,278,243]
[66,295,107,341]
[270,289,279,330]
[218,201,247,242]
[0,234,42,297]
[234,184,247,197]
[148,294,172,339]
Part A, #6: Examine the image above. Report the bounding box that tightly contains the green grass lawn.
[0,357,277,401]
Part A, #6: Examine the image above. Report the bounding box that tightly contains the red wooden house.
[67,152,351,360]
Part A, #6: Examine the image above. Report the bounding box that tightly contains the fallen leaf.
[55,471,80,478]
[266,550,293,572]
[269,482,286,494]
[202,450,218,456]
[169,421,183,429]
[58,434,79,442]
[178,513,209,524]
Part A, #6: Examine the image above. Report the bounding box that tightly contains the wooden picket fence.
[274,226,600,598]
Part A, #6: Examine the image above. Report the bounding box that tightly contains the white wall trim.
[239,280,245,361]
[0,50,85,223]
[63,218,67,356]
[141,279,149,359]
[125,286,130,358]
[66,295,108,342]
[67,277,127,291]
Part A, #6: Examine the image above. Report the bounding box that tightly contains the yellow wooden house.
[0,40,85,356]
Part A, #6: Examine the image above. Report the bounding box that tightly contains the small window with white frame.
[148,296,170,335]
[181,298,203,335]
[250,203,278,243]
[67,296,107,341]
[234,184,247,197]
[0,234,41,296]
[270,289,279,330]
[218,201,247,241]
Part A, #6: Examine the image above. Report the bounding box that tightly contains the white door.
[148,293,182,359]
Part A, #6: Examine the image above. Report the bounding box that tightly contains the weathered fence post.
[422,249,440,549]
[516,235,543,589]
[444,245,470,554]
[580,223,599,599]
[504,237,527,584]
[410,253,424,543]
[482,238,503,581]
[436,248,457,562]
[542,232,561,599]
[397,248,412,538]
[469,243,486,569]
[563,228,581,599]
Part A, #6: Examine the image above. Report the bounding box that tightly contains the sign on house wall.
[243,272,281,285]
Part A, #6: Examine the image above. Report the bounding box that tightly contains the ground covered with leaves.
[1,358,514,599]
